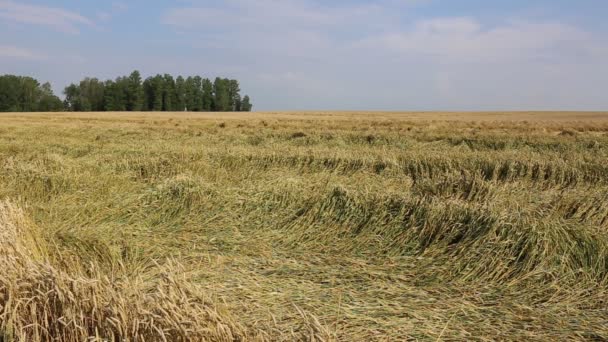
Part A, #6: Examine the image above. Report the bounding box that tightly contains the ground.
[1,111,608,341]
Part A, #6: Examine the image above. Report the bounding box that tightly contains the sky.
[1,0,607,111]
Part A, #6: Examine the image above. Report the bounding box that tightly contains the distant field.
[1,111,607,341]
[5,110,608,121]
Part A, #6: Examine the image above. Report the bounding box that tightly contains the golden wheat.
[1,111,607,341]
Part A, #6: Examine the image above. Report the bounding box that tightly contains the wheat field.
[1,111,608,341]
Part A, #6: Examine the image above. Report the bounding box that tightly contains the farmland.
[1,111,608,341]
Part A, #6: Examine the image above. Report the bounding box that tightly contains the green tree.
[103,78,127,111]
[0,75,21,112]
[64,78,104,111]
[79,78,105,111]
[152,76,164,111]
[38,82,63,111]
[19,76,41,112]
[227,79,241,111]
[241,95,252,112]
[125,70,144,111]
[184,76,196,111]
[162,74,176,111]
[175,76,186,111]
[1,72,251,113]
[143,75,164,111]
[2,75,63,112]
[202,78,213,111]
[191,76,204,111]
[64,83,82,111]
[212,77,230,111]
[143,77,153,111]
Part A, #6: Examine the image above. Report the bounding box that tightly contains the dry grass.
[0,201,255,341]
[1,111,608,341]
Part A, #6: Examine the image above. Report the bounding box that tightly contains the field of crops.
[1,111,608,341]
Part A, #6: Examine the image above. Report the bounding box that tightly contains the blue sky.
[1,0,607,110]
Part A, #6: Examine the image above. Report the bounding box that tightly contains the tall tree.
[38,82,63,111]
[202,78,213,111]
[79,78,105,111]
[184,76,196,112]
[240,95,252,112]
[0,75,22,112]
[19,76,41,112]
[227,79,241,111]
[144,75,164,111]
[162,74,176,111]
[175,76,186,111]
[1,73,251,113]
[125,70,144,111]
[103,78,127,111]
[1,75,62,112]
[64,83,82,111]
[143,77,154,111]
[152,76,163,111]
[191,76,204,111]
[212,77,230,111]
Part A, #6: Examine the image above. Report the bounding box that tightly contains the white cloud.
[97,2,128,22]
[163,0,387,31]
[355,18,596,64]
[0,45,44,60]
[2,0,599,110]
[160,0,608,110]
[162,0,392,66]
[97,11,111,22]
[112,2,128,12]
[163,2,606,65]
[0,0,92,33]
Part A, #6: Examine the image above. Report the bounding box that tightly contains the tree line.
[0,71,252,112]
[0,75,64,112]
